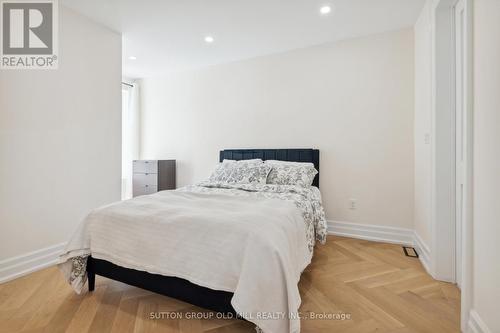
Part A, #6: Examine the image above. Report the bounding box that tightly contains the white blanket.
[59,183,327,333]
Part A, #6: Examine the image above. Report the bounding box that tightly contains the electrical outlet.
[349,199,357,210]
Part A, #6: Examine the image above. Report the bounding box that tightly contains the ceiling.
[61,0,425,78]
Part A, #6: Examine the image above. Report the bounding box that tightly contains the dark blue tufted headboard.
[219,149,320,188]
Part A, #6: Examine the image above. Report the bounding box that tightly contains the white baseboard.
[413,231,432,275]
[468,309,492,333]
[327,221,435,277]
[0,243,66,284]
[327,220,414,245]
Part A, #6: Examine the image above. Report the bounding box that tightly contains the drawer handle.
[145,185,149,187]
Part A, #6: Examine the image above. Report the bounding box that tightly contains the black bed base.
[86,256,237,315]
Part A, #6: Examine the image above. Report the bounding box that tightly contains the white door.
[454,0,466,288]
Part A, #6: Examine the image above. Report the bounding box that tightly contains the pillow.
[209,159,271,184]
[222,159,262,165]
[265,160,318,187]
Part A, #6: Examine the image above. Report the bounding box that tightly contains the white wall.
[472,0,500,331]
[140,29,415,229]
[0,7,121,267]
[413,0,433,249]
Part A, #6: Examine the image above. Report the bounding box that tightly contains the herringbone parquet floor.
[0,236,461,333]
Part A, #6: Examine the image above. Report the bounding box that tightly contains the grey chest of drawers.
[132,160,176,197]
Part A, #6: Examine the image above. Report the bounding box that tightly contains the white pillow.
[265,160,318,187]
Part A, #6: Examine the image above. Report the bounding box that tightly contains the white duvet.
[59,182,327,333]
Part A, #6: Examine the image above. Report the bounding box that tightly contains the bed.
[59,148,325,333]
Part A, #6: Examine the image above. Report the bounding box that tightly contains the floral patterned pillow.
[222,159,262,165]
[265,160,318,187]
[209,160,271,184]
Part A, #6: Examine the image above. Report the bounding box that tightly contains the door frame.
[456,0,473,330]
[454,0,466,291]
[431,0,473,331]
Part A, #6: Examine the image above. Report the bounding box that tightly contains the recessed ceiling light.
[320,5,332,15]
[128,56,137,60]
[204,36,214,44]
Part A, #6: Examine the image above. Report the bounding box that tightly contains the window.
[121,84,133,199]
